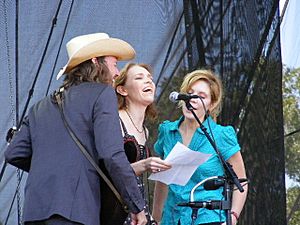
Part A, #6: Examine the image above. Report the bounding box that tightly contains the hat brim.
[56,38,135,80]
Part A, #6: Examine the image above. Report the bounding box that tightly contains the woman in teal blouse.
[152,69,248,225]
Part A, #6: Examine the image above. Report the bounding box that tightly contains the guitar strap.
[53,88,128,213]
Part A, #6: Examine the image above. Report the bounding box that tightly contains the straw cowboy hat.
[56,33,135,80]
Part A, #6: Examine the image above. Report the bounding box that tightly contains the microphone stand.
[184,100,244,225]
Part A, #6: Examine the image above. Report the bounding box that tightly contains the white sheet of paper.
[148,142,211,186]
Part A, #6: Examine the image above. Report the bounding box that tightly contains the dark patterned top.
[119,118,155,225]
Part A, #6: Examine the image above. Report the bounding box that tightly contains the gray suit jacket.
[5,82,145,225]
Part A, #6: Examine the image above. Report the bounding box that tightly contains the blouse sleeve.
[154,122,166,158]
[218,126,241,161]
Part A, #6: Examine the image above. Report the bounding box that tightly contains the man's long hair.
[61,57,112,89]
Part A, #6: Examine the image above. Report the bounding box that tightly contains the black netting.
[155,0,285,224]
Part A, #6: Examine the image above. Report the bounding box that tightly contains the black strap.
[119,117,129,136]
[53,89,128,212]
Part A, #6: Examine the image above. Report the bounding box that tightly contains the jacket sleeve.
[5,116,32,172]
[93,86,145,213]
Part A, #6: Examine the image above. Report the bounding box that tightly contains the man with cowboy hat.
[5,33,147,225]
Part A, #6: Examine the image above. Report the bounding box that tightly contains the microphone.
[203,178,224,190]
[169,91,199,103]
[203,177,248,191]
[178,200,222,210]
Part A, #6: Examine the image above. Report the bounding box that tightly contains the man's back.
[5,83,145,225]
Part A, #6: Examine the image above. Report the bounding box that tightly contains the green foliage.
[283,66,300,224]
[286,187,300,225]
[283,67,300,182]
[283,67,300,133]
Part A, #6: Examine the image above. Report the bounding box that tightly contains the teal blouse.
[154,116,240,225]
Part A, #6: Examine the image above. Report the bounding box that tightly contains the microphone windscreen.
[169,92,179,103]
[203,179,224,190]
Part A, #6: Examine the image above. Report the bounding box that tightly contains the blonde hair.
[180,69,223,119]
[114,62,157,121]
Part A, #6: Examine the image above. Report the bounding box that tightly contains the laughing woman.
[114,63,171,225]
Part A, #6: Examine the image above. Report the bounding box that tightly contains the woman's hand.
[144,157,172,173]
[131,157,171,176]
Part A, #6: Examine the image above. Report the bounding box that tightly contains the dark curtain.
[155,0,285,224]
